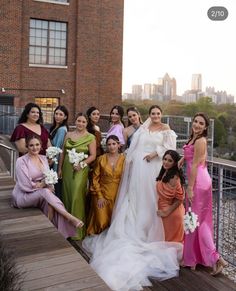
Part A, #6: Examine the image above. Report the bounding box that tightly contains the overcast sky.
[122,0,236,99]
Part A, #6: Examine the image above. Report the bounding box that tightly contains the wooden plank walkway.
[74,240,236,291]
[1,181,235,291]
[0,186,111,291]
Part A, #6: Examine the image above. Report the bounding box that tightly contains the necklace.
[107,153,119,171]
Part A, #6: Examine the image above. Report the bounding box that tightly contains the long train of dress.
[83,121,183,290]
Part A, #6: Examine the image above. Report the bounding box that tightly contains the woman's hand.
[157,209,170,217]
[58,169,62,179]
[35,181,46,189]
[73,164,81,172]
[187,186,194,203]
[97,198,107,209]
[143,152,157,163]
[47,158,54,166]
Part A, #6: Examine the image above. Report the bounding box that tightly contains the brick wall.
[0,0,123,121]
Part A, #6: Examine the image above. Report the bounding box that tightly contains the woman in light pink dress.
[106,105,125,146]
[12,135,84,239]
[179,112,227,275]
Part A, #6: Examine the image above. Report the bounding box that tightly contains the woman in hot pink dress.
[12,135,84,239]
[179,112,227,275]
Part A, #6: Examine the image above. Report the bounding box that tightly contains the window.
[29,19,67,66]
[35,97,59,123]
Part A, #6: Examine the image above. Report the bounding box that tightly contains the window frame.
[33,0,69,5]
[29,19,68,67]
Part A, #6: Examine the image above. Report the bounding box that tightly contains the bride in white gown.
[83,105,183,290]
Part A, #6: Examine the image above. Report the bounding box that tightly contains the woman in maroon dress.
[11,103,51,156]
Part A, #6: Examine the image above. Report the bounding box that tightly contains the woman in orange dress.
[156,150,185,243]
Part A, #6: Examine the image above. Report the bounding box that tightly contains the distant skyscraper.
[132,84,142,100]
[162,73,177,100]
[143,83,152,99]
[191,74,202,91]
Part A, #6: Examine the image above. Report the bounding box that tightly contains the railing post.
[216,165,223,252]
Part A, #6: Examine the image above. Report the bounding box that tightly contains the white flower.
[46,146,62,164]
[67,148,88,167]
[43,169,58,185]
[184,207,199,234]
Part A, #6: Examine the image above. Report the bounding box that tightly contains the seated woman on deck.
[11,135,84,239]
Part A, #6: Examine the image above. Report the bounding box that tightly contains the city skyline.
[122,0,236,99]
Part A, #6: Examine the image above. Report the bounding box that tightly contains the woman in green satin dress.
[58,113,96,240]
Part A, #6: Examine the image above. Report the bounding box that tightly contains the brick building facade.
[0,0,123,122]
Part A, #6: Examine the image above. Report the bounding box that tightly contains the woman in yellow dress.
[87,135,125,235]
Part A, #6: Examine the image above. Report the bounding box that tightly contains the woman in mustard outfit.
[58,113,96,240]
[87,135,125,235]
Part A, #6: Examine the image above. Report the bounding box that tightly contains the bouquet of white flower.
[46,146,62,164]
[43,169,58,185]
[67,148,88,169]
[184,207,199,234]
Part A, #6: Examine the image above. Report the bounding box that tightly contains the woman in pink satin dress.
[12,135,84,239]
[179,112,227,275]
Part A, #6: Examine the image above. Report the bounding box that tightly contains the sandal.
[211,257,228,276]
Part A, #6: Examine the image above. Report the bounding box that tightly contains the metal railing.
[0,143,17,179]
[209,159,236,268]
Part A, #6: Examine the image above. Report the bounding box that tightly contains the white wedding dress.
[83,119,183,291]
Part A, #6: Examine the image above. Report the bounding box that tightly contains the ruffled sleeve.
[15,157,37,192]
[175,178,184,201]
[156,130,177,159]
[90,156,103,199]
[10,125,26,142]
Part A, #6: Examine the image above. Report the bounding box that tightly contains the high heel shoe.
[211,257,228,276]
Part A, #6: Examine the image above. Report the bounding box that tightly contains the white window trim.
[29,64,68,69]
[33,0,69,5]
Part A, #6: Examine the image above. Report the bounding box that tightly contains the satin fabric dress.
[12,154,76,238]
[83,124,183,291]
[62,134,95,240]
[106,123,125,145]
[50,125,67,199]
[183,144,219,267]
[87,154,125,235]
[157,178,185,243]
[10,124,49,156]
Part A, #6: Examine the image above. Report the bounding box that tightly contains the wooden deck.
[0,180,235,291]
[0,185,110,291]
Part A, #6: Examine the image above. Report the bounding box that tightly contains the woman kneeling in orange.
[156,150,185,243]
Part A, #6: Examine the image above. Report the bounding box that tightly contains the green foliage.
[122,98,236,159]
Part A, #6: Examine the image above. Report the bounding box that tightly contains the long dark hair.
[126,106,142,126]
[18,103,43,124]
[148,105,162,115]
[86,106,99,135]
[156,150,185,185]
[109,105,125,127]
[186,112,209,145]
[50,105,69,139]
